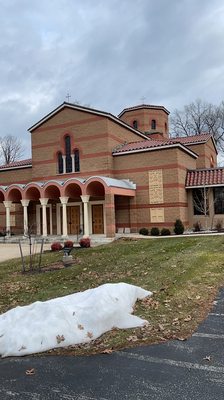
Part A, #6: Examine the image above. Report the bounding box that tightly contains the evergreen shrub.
[150,227,160,236]
[139,228,149,236]
[174,219,184,235]
[161,228,171,236]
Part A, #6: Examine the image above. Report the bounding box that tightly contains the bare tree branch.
[0,135,24,165]
[170,99,224,152]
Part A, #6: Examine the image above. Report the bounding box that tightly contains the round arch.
[85,180,105,197]
[64,182,82,200]
[24,185,42,201]
[43,183,61,199]
[6,187,23,202]
[0,189,5,202]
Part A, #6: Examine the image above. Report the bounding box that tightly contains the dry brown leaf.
[56,334,65,344]
[184,315,192,322]
[78,324,84,330]
[158,324,165,331]
[87,331,93,339]
[26,368,35,376]
[101,349,113,354]
[126,335,138,342]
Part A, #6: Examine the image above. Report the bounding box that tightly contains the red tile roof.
[112,139,197,158]
[0,158,32,170]
[186,168,224,187]
[118,104,170,117]
[170,133,212,145]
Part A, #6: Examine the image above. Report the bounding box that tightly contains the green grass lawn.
[0,236,224,355]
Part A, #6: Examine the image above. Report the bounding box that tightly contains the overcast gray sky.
[1,0,224,158]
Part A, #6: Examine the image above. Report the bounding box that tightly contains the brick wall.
[119,108,169,138]
[113,146,196,230]
[0,167,32,186]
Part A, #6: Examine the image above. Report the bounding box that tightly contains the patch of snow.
[0,283,152,357]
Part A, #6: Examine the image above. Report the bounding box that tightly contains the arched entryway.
[64,182,83,235]
[86,180,105,234]
[6,187,23,235]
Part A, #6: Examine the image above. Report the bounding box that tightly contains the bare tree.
[0,135,24,165]
[192,187,216,229]
[170,99,224,152]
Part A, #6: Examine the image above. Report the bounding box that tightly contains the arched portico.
[0,176,136,239]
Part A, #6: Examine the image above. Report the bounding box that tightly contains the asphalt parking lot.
[0,289,224,399]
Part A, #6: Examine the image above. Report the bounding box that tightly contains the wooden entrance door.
[92,204,104,234]
[67,206,80,235]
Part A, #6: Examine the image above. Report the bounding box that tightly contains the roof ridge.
[118,104,170,117]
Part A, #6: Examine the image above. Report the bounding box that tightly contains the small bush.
[174,219,184,235]
[51,242,63,251]
[161,228,171,236]
[64,240,74,248]
[150,227,160,236]
[79,237,91,248]
[193,221,201,232]
[139,228,149,236]
[215,220,223,232]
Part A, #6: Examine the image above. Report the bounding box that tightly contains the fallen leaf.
[126,335,138,342]
[184,315,192,322]
[203,355,211,362]
[78,324,84,330]
[87,331,93,339]
[26,368,35,376]
[158,324,165,331]
[101,349,113,354]
[56,334,65,344]
[18,345,27,351]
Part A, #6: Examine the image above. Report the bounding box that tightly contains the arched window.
[74,149,80,172]
[133,120,138,129]
[151,119,156,130]
[65,135,72,173]
[58,151,63,174]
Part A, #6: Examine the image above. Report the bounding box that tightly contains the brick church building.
[0,101,223,238]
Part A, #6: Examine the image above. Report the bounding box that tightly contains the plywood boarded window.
[150,208,165,223]
[149,170,164,204]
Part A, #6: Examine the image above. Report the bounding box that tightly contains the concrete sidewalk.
[0,243,51,263]
[0,289,224,399]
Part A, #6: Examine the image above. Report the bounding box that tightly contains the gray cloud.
[0,0,224,157]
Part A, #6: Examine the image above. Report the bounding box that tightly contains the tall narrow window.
[192,188,209,215]
[65,135,72,173]
[58,151,63,174]
[74,149,80,172]
[133,120,138,129]
[214,187,224,214]
[151,119,156,130]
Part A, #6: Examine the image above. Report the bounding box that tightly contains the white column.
[62,155,66,173]
[59,197,69,237]
[3,201,12,236]
[21,199,30,236]
[81,195,90,237]
[40,198,49,237]
[56,203,61,235]
[71,154,75,172]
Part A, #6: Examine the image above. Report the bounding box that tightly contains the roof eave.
[113,143,198,159]
[118,104,170,118]
[0,164,32,172]
[28,102,150,141]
